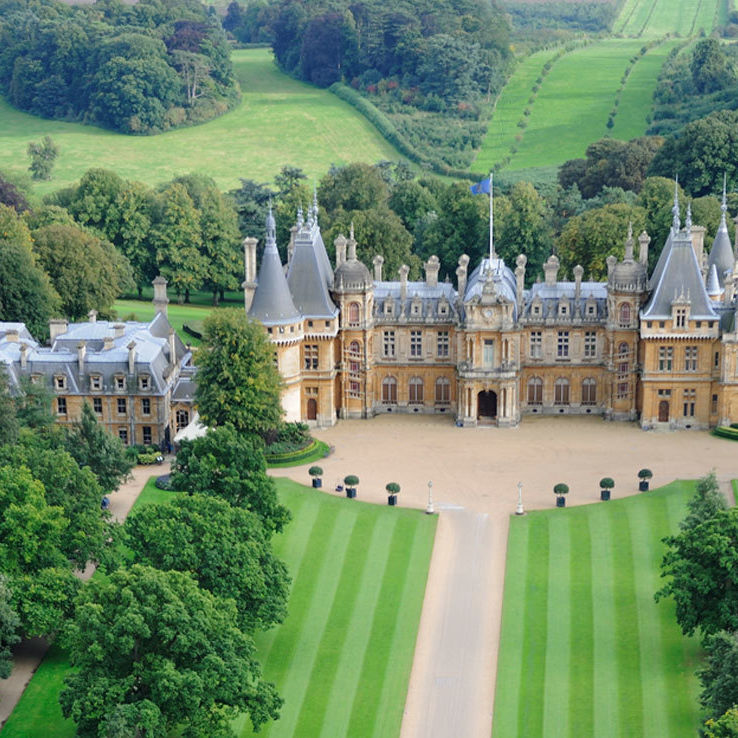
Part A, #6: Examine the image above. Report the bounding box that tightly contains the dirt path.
[0,464,161,727]
[273,415,738,738]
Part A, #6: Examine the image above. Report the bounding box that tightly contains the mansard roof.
[642,230,718,320]
[287,226,338,319]
[373,281,458,322]
[249,234,301,326]
[465,257,517,307]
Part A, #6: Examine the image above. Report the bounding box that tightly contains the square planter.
[556,496,566,508]
[600,489,611,501]
[312,478,322,488]
[388,494,397,506]
[639,480,649,492]
[346,488,357,499]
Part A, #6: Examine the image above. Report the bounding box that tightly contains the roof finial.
[685,201,692,233]
[672,176,681,232]
[721,172,728,224]
[297,203,304,229]
[350,221,354,241]
[311,182,319,226]
[266,199,276,245]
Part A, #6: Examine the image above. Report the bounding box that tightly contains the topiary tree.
[308,466,323,488]
[600,477,615,501]
[344,475,359,499]
[386,482,400,506]
[638,468,653,491]
[554,483,569,508]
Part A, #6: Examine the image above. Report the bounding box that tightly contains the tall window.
[176,409,189,432]
[304,344,319,370]
[527,377,543,405]
[581,378,596,405]
[529,331,542,359]
[93,397,103,415]
[90,375,102,391]
[675,307,687,328]
[557,331,569,358]
[435,377,450,404]
[409,377,424,404]
[483,339,494,367]
[54,375,66,390]
[554,378,570,405]
[712,394,719,414]
[56,397,67,415]
[382,376,397,404]
[618,302,631,327]
[139,375,151,390]
[348,341,361,374]
[437,331,449,358]
[683,388,696,417]
[348,302,360,326]
[141,397,151,415]
[117,398,127,415]
[584,331,596,358]
[410,331,422,357]
[685,346,698,372]
[658,346,673,371]
[115,375,126,391]
[118,428,128,445]
[383,331,396,358]
[142,426,152,445]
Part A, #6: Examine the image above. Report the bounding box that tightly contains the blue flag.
[470,178,491,195]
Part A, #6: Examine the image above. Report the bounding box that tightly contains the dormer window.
[90,375,102,391]
[439,302,448,316]
[30,374,42,385]
[139,375,151,391]
[54,375,66,390]
[674,307,688,329]
[114,375,125,391]
[532,304,541,317]
[384,301,394,316]
[587,304,596,316]
[559,302,568,316]
[411,301,421,316]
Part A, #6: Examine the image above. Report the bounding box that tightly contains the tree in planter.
[308,466,323,488]
[599,477,615,501]
[554,483,569,508]
[344,475,359,499]
[638,468,653,491]
[386,482,400,506]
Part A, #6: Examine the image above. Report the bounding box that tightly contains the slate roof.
[287,226,338,319]
[373,281,458,321]
[465,257,517,309]
[707,215,734,287]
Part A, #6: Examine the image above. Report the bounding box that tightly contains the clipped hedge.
[713,426,738,441]
[264,439,333,466]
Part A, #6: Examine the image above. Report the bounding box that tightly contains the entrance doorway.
[658,400,669,423]
[307,398,317,420]
[478,390,497,420]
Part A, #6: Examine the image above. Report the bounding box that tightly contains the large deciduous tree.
[59,565,282,737]
[0,575,19,679]
[699,631,738,725]
[195,309,284,436]
[171,424,290,534]
[125,494,289,632]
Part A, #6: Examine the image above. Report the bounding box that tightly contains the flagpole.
[489,172,495,261]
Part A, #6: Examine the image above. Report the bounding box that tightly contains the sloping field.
[0,48,399,197]
[477,39,649,171]
[493,481,703,738]
[1,479,437,738]
[614,0,722,37]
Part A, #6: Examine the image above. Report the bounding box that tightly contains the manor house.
[246,192,738,430]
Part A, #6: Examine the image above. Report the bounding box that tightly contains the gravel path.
[274,414,738,738]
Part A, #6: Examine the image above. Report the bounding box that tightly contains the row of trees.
[0,0,238,134]
[656,473,738,735]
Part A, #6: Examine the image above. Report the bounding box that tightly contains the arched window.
[409,377,424,404]
[176,409,190,432]
[554,378,570,405]
[435,377,450,404]
[382,376,397,404]
[581,377,596,406]
[348,302,360,326]
[527,377,543,405]
[618,302,631,327]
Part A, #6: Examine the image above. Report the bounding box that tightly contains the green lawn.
[2,479,437,738]
[0,48,399,200]
[493,480,705,738]
[614,0,721,36]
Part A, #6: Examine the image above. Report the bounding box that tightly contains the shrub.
[344,475,359,487]
[638,468,653,479]
[599,477,615,489]
[554,483,569,496]
[308,466,323,478]
[385,482,401,494]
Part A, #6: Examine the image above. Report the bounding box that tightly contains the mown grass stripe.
[492,516,530,736]
[628,494,669,737]
[590,504,619,738]
[317,515,399,738]
[610,505,644,737]
[542,514,571,738]
[568,512,594,738]
[370,518,437,738]
[344,517,417,737]
[517,514,549,737]
[290,512,376,736]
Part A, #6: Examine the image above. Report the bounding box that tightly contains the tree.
[705,707,738,738]
[691,38,735,95]
[318,163,389,214]
[59,565,282,737]
[31,224,132,319]
[228,178,273,239]
[638,176,687,261]
[555,203,647,279]
[388,180,438,233]
[656,507,738,637]
[0,575,20,679]
[64,403,134,494]
[0,171,29,212]
[0,366,18,447]
[27,136,59,181]
[125,494,289,632]
[699,631,738,725]
[680,470,727,531]
[195,309,284,436]
[171,425,290,534]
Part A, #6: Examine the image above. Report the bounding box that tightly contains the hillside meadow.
[0,48,400,198]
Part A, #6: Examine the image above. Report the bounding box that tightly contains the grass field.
[0,48,399,200]
[614,0,722,36]
[2,479,437,738]
[493,480,704,738]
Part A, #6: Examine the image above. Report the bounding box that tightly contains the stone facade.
[249,192,738,430]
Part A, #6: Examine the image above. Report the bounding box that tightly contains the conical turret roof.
[707,177,734,287]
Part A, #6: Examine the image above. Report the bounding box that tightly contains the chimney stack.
[49,319,68,343]
[127,341,136,375]
[399,264,409,303]
[77,341,86,375]
[19,342,28,370]
[456,254,470,299]
[113,324,125,339]
[690,225,706,268]
[168,329,177,366]
[372,254,384,282]
[638,231,650,265]
[242,237,258,312]
[543,254,559,286]
[103,336,114,351]
[574,264,584,302]
[606,255,617,280]
[424,255,440,288]
[4,329,18,343]
[87,309,97,323]
[334,234,347,268]
[514,254,527,314]
[347,230,357,261]
[152,276,169,316]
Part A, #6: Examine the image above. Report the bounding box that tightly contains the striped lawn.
[2,479,436,738]
[614,0,721,36]
[493,480,705,738]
